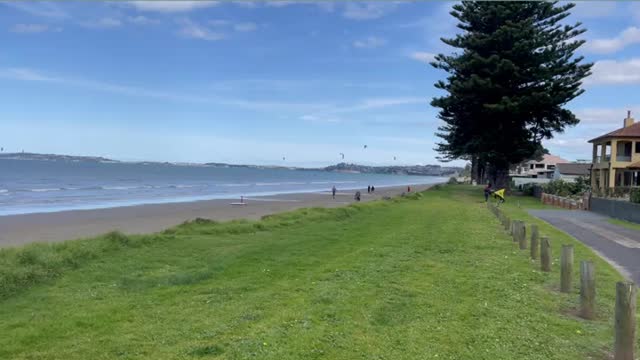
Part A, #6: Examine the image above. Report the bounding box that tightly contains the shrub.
[447,177,458,185]
[520,183,535,196]
[631,188,640,203]
[542,179,589,198]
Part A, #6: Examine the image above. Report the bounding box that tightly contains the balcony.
[594,155,611,163]
[616,155,632,162]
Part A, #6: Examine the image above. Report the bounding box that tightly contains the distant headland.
[0,152,462,177]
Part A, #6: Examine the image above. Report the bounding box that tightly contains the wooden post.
[530,224,539,260]
[519,223,527,250]
[614,281,637,360]
[540,236,551,272]
[560,245,573,292]
[579,261,596,320]
[504,217,511,232]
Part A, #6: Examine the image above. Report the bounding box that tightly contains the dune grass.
[0,186,635,359]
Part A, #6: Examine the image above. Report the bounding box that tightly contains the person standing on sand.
[367,185,371,194]
[407,186,411,193]
[332,186,336,199]
[371,185,375,193]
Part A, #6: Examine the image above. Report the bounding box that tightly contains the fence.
[486,202,637,359]
[591,197,640,224]
[540,192,588,210]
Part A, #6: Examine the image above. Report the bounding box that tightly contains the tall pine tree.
[431,1,592,187]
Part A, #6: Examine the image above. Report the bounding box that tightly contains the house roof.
[556,163,592,176]
[524,154,568,165]
[589,121,640,143]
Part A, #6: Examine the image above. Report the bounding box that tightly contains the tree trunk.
[471,155,478,184]
[490,166,510,189]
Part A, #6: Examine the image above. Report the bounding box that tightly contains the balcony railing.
[594,155,611,163]
[616,155,632,162]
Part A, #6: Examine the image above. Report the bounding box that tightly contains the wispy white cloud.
[264,1,335,12]
[586,58,640,85]
[233,22,257,32]
[0,67,429,121]
[209,19,231,27]
[353,36,387,49]
[177,18,225,41]
[342,2,400,20]
[80,17,122,29]
[346,97,425,112]
[300,114,341,123]
[0,67,332,113]
[128,1,219,13]
[583,27,640,54]
[127,15,160,25]
[0,68,59,82]
[10,23,61,33]
[574,107,639,127]
[408,51,435,64]
[3,1,68,19]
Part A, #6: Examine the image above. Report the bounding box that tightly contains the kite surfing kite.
[492,188,506,205]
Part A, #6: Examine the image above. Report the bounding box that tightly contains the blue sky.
[0,1,639,166]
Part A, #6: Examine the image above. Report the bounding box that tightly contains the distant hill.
[322,163,461,176]
[0,152,118,163]
[0,153,461,176]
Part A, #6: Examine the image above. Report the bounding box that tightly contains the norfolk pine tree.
[431,2,592,188]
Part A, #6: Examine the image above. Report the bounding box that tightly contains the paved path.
[528,210,640,284]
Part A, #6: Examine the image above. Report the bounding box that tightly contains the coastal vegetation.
[0,186,635,359]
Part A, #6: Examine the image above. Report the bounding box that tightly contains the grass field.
[0,185,636,359]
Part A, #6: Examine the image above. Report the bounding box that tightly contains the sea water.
[0,159,446,216]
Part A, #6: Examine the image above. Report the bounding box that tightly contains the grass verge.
[607,218,640,231]
[0,186,636,359]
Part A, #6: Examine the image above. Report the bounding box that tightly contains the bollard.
[540,236,551,272]
[530,224,539,260]
[579,261,596,320]
[518,223,527,250]
[560,245,573,293]
[614,281,636,360]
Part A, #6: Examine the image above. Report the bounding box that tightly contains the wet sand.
[0,184,436,247]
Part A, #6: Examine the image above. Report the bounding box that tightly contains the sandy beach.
[0,184,436,247]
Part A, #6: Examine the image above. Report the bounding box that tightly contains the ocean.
[0,159,446,216]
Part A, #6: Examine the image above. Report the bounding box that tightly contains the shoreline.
[0,183,438,247]
[0,178,445,217]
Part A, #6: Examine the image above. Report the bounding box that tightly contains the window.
[636,142,640,153]
[535,164,545,169]
[547,165,555,170]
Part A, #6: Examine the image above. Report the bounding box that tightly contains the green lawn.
[0,185,635,359]
[608,218,640,231]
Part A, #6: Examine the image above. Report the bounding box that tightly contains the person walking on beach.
[332,186,336,199]
[407,186,411,193]
[371,185,375,193]
[367,185,371,194]
[354,191,361,201]
[484,183,492,202]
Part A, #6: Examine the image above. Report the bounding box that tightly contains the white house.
[512,154,568,179]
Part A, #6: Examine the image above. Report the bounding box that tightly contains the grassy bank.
[0,186,635,359]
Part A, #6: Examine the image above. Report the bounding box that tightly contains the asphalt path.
[528,210,640,284]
